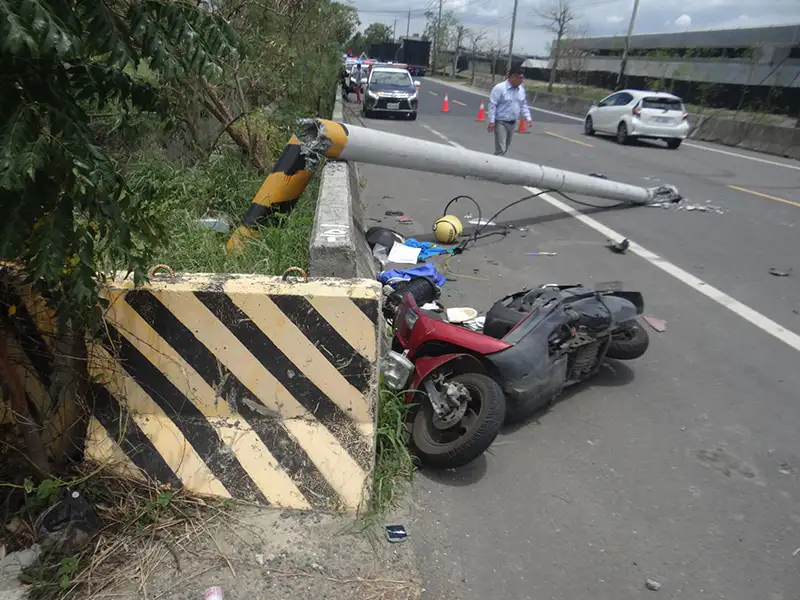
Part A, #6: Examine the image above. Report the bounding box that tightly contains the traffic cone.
[517,118,531,133]
[441,94,450,112]
[476,101,485,121]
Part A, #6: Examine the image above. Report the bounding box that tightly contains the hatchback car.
[362,67,420,120]
[584,90,690,149]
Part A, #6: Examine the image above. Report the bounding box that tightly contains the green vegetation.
[1,0,358,331]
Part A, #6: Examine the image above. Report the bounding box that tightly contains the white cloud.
[351,0,798,56]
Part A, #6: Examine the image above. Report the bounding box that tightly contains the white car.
[584,90,690,149]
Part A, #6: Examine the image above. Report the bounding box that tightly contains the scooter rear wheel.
[606,321,650,360]
[411,373,505,469]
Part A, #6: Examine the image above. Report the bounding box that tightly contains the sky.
[350,0,800,56]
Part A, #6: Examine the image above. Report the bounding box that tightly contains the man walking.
[487,66,533,156]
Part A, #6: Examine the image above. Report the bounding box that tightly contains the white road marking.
[426,78,800,172]
[421,122,800,353]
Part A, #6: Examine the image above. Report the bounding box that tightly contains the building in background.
[557,25,799,114]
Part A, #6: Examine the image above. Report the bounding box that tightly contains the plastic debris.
[385,210,404,216]
[645,578,662,591]
[38,488,99,552]
[204,586,224,599]
[462,316,485,332]
[385,525,408,543]
[396,216,413,224]
[526,252,557,256]
[607,238,630,254]
[468,218,497,226]
[769,267,792,277]
[643,316,667,332]
[196,217,232,234]
[446,307,478,323]
[404,238,451,260]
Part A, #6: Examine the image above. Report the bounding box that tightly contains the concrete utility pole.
[392,18,397,42]
[616,0,640,89]
[406,10,411,39]
[506,0,519,73]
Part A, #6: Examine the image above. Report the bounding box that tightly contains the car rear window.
[642,97,684,111]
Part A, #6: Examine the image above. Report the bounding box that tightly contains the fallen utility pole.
[301,119,680,205]
[227,119,680,250]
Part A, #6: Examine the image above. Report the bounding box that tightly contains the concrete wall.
[308,95,376,279]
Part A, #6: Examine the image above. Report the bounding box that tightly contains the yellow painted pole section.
[226,136,313,252]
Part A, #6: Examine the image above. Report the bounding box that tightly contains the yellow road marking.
[452,99,467,106]
[428,91,438,96]
[544,131,593,148]
[727,185,800,208]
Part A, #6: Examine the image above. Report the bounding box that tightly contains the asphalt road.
[345,78,800,600]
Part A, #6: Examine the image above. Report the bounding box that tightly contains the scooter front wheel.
[411,373,505,469]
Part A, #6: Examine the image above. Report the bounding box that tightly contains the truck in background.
[399,38,431,76]
[368,42,401,62]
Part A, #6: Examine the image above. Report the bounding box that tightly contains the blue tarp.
[378,263,446,287]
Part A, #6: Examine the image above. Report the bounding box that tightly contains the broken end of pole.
[298,118,348,160]
[643,184,682,205]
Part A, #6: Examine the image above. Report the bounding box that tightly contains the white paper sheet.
[387,242,421,265]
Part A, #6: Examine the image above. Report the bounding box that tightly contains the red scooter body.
[393,295,511,402]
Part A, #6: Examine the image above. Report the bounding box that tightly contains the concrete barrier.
[690,115,800,160]
[2,265,381,512]
[85,273,381,511]
[309,94,376,279]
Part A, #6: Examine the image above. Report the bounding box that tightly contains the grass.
[351,384,415,535]
[124,151,319,276]
[9,466,233,600]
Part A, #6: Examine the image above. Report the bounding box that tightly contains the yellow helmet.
[433,215,463,244]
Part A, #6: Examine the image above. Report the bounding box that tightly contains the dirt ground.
[86,506,420,600]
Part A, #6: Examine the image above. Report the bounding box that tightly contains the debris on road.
[446,307,478,323]
[387,242,421,265]
[643,316,667,332]
[385,210,404,216]
[396,216,413,224]
[468,218,497,226]
[385,525,408,543]
[196,216,232,234]
[204,586,224,599]
[526,252,557,256]
[645,578,662,591]
[589,172,607,179]
[607,238,630,254]
[769,267,793,277]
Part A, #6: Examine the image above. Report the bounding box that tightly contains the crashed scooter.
[381,280,650,469]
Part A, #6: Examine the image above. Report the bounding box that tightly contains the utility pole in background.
[616,0,640,89]
[406,10,411,39]
[506,0,519,72]
[432,0,444,75]
[392,18,397,42]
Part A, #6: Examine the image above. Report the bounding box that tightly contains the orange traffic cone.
[476,101,485,121]
[441,94,450,112]
[517,118,531,133]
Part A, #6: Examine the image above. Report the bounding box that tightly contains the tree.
[424,10,458,75]
[535,0,578,91]
[1,0,242,329]
[363,22,393,47]
[468,29,488,85]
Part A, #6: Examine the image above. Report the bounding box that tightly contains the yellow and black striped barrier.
[85,273,381,511]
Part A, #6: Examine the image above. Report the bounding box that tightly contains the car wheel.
[616,122,630,145]
[584,116,595,136]
[666,138,682,149]
[408,112,417,121]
